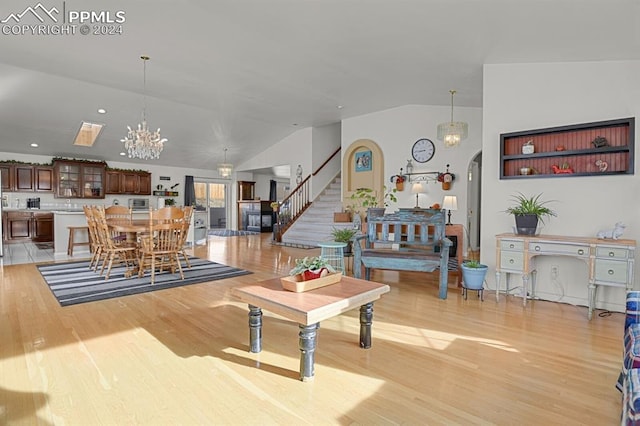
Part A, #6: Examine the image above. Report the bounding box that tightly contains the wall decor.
[500,117,634,179]
[355,150,372,172]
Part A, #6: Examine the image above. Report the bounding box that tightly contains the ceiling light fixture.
[437,89,468,148]
[97,108,107,114]
[30,143,38,147]
[121,55,167,160]
[218,148,233,179]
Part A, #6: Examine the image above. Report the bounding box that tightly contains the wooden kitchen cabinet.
[6,211,32,240]
[0,163,35,192]
[32,212,54,242]
[34,166,53,192]
[53,159,106,198]
[3,211,54,242]
[105,170,152,195]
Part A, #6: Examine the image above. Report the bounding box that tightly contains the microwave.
[128,198,150,211]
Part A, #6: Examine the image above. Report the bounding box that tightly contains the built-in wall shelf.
[153,191,179,196]
[500,117,635,179]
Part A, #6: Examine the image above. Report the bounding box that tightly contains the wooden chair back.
[105,205,132,224]
[151,206,184,223]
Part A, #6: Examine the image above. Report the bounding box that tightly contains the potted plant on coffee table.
[289,256,337,281]
[505,192,556,235]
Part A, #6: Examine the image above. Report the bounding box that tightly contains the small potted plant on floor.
[505,192,556,235]
[330,227,357,255]
[289,256,337,281]
[460,259,488,290]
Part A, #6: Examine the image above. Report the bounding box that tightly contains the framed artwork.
[355,150,372,172]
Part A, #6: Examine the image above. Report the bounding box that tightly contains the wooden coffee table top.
[232,276,390,325]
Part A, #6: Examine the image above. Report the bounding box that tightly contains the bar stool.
[67,226,90,256]
[318,241,347,274]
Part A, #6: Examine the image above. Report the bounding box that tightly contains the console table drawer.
[529,242,589,258]
[594,259,629,284]
[596,247,629,260]
[501,240,524,251]
[500,252,524,271]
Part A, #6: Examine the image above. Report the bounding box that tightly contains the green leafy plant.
[164,198,176,206]
[289,256,336,276]
[462,259,483,268]
[349,186,398,210]
[331,227,357,243]
[504,192,557,224]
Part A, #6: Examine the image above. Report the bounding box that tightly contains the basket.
[280,272,342,292]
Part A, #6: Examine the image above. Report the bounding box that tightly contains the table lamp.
[411,182,427,208]
[442,195,457,225]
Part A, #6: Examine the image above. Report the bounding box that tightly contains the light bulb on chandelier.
[121,56,167,160]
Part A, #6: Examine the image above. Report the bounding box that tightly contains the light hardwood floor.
[1,234,624,425]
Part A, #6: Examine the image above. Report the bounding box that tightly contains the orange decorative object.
[430,203,441,210]
[551,164,574,174]
[555,145,565,151]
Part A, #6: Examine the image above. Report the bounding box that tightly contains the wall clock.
[411,138,435,163]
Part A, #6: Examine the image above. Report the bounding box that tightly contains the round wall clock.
[411,138,435,163]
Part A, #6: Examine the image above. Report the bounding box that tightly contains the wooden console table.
[495,233,636,319]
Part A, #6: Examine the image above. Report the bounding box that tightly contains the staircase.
[281,175,354,248]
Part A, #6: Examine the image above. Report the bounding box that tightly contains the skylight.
[73,121,104,147]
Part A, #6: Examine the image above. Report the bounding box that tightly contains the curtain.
[184,175,195,206]
[269,179,277,201]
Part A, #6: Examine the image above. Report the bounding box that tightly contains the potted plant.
[330,227,357,254]
[461,259,488,290]
[505,192,556,235]
[390,174,406,191]
[350,186,398,220]
[289,256,337,281]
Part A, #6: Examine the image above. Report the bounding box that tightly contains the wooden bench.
[353,211,452,299]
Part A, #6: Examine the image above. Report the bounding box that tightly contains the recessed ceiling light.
[119,152,126,156]
[30,143,38,147]
[337,105,344,109]
[97,108,107,114]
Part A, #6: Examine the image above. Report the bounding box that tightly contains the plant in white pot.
[505,192,556,235]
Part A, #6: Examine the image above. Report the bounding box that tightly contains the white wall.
[236,127,313,192]
[482,60,640,312]
[341,104,483,233]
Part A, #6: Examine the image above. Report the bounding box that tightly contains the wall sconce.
[442,195,458,225]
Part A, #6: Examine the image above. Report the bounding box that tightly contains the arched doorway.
[466,151,482,259]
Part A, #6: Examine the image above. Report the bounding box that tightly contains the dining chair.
[137,219,184,284]
[177,206,194,268]
[151,206,184,223]
[83,205,105,271]
[93,206,138,280]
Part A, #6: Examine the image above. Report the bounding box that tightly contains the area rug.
[208,229,259,237]
[37,257,252,306]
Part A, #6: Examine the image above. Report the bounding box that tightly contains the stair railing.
[273,147,341,242]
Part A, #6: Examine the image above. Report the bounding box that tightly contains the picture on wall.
[355,150,372,172]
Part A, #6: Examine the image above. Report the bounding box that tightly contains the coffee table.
[231,275,390,381]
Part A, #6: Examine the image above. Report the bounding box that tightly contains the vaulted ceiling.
[0,0,638,171]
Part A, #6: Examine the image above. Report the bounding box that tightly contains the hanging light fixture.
[437,89,468,148]
[218,148,233,178]
[121,56,167,160]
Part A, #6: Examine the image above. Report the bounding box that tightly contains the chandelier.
[218,148,233,178]
[121,56,167,160]
[437,89,468,148]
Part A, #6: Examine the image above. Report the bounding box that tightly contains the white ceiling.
[0,0,638,172]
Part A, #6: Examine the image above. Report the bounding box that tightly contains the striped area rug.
[37,257,252,306]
